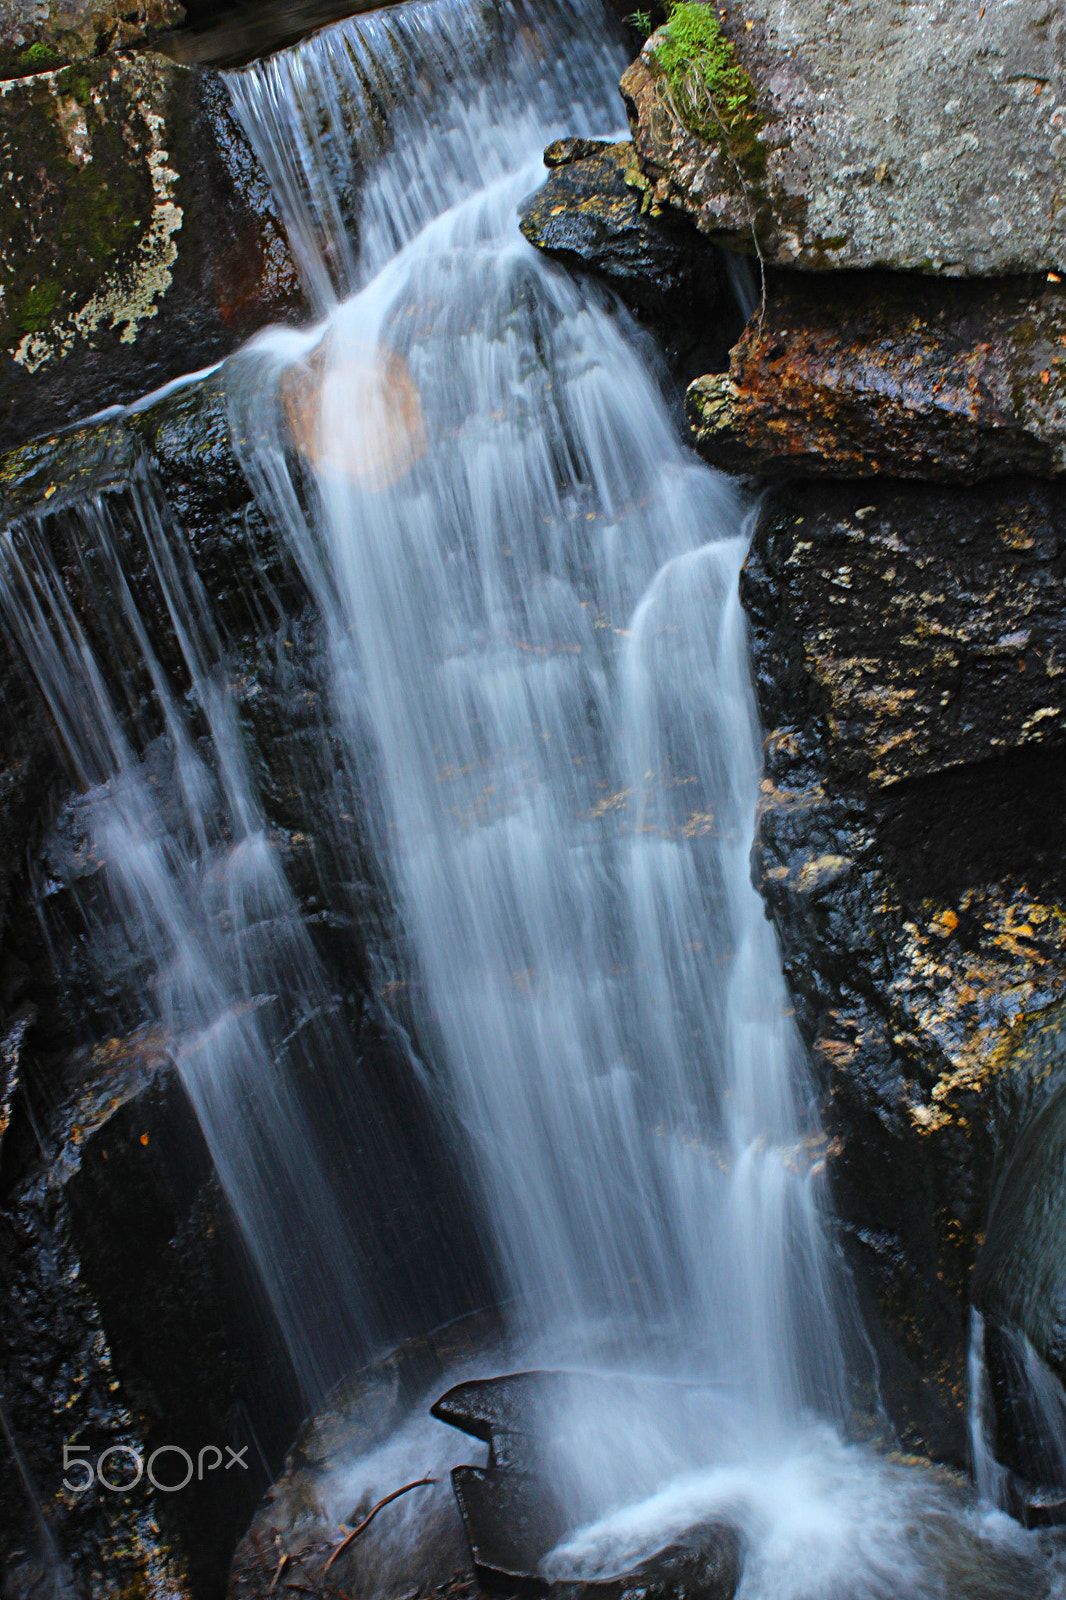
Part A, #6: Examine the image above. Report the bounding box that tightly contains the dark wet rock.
[451,1465,570,1589]
[0,374,497,1596]
[746,477,1066,790]
[160,0,416,69]
[974,1007,1066,1378]
[453,1453,740,1600]
[434,1371,632,1475]
[543,136,613,168]
[554,1525,742,1600]
[689,273,1066,482]
[0,1003,34,1162]
[0,0,185,77]
[0,53,303,452]
[519,141,738,375]
[742,479,1066,1462]
[970,1005,1066,1494]
[0,1028,294,1599]
[622,1,1066,276]
[226,1311,504,1600]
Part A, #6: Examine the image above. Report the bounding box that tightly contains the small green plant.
[19,40,58,69]
[650,2,767,318]
[650,2,765,182]
[628,9,654,36]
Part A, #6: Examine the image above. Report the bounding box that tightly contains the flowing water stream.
[4,0,1066,1593]
[229,0,842,1405]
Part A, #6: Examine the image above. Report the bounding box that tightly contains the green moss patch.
[0,61,154,355]
[19,40,59,68]
[650,2,766,182]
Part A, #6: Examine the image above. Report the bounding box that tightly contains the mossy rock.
[648,2,765,184]
[0,59,157,360]
[0,0,186,80]
[0,53,304,452]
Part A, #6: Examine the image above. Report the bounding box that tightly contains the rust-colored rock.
[688,273,1066,482]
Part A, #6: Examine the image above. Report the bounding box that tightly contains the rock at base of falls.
[435,1372,742,1600]
[687,272,1066,483]
[0,51,304,453]
[621,0,1066,278]
[0,1027,295,1600]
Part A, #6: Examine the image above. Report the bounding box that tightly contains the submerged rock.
[742,478,1066,1461]
[0,53,303,451]
[622,0,1066,276]
[688,273,1066,482]
[226,1312,504,1600]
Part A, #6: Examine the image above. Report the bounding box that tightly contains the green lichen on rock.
[0,60,157,363]
[649,1,765,182]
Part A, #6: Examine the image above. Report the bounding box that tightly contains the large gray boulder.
[623,0,1066,276]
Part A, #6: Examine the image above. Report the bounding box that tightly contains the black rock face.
[740,476,1066,1466]
[519,142,742,385]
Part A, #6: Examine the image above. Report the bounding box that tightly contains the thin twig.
[269,1553,289,1592]
[323,1476,437,1573]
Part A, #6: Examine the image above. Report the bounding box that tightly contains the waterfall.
[0,465,379,1398]
[3,0,1058,1592]
[227,0,845,1420]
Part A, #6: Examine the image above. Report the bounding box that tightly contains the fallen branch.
[324,1477,437,1573]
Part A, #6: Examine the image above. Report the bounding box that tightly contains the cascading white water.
[0,470,374,1399]
[222,6,1066,1593]
[228,0,844,1421]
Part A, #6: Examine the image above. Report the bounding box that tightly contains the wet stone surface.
[688,272,1066,483]
[0,53,303,452]
[742,478,1066,1463]
[436,1373,742,1600]
[519,140,740,382]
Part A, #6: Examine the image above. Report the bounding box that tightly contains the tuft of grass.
[650,2,766,182]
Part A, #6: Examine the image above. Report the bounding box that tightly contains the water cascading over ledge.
[2,1,1065,1597]
[225,0,846,1403]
